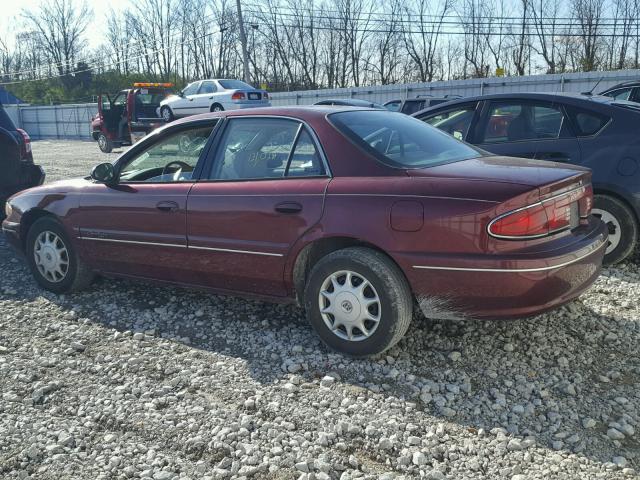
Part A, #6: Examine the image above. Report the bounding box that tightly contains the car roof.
[411,91,634,117]
[601,80,640,90]
[169,105,375,126]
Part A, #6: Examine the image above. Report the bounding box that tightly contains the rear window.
[564,106,610,136]
[219,80,254,90]
[0,104,17,131]
[329,110,481,169]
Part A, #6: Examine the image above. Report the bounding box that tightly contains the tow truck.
[90,82,174,153]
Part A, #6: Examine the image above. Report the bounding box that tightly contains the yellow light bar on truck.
[133,82,174,87]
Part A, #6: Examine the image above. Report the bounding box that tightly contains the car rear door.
[186,116,330,297]
[76,120,218,282]
[472,99,581,165]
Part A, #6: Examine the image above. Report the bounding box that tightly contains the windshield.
[219,79,255,90]
[329,110,481,169]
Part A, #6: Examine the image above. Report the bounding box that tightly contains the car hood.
[12,178,91,198]
[407,155,589,188]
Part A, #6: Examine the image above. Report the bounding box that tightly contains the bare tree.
[572,0,605,71]
[22,0,92,79]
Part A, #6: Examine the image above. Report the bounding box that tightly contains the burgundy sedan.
[2,107,607,356]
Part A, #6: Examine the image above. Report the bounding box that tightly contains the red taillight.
[489,188,583,239]
[231,92,245,101]
[16,128,32,158]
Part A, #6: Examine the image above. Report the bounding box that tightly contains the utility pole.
[235,0,251,83]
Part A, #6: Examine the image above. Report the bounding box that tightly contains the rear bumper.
[402,217,607,320]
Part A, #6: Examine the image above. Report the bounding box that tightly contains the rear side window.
[481,102,565,143]
[199,81,216,94]
[604,88,632,101]
[329,110,481,169]
[565,106,610,136]
[212,118,325,180]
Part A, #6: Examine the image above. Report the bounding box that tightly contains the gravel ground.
[1,140,639,479]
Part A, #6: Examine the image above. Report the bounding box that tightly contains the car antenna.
[581,76,604,96]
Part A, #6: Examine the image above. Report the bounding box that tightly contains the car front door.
[174,82,201,117]
[76,121,218,282]
[186,116,330,297]
[472,100,581,165]
[191,80,217,113]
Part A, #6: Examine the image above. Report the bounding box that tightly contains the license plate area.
[248,92,260,100]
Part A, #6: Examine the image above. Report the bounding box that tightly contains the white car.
[159,79,271,121]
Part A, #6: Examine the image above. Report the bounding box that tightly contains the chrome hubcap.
[592,208,622,254]
[318,270,381,341]
[162,108,171,120]
[34,231,69,283]
[98,136,106,149]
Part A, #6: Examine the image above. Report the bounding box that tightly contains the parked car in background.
[314,98,384,108]
[0,102,44,216]
[4,107,606,356]
[599,81,640,102]
[91,82,173,153]
[159,79,270,121]
[384,95,462,115]
[414,92,640,264]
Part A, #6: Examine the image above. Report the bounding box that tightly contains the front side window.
[212,118,325,180]
[482,102,565,143]
[384,101,401,112]
[422,105,477,141]
[112,93,126,107]
[182,82,199,96]
[119,125,214,183]
[329,110,481,169]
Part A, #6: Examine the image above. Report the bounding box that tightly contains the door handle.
[275,201,303,214]
[156,201,179,212]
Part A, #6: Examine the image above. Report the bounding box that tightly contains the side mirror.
[91,162,116,183]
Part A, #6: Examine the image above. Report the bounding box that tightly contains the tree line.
[1,0,640,104]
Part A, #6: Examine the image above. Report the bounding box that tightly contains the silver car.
[159,79,271,121]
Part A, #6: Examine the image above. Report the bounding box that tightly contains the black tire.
[26,217,94,294]
[211,103,224,112]
[161,106,174,122]
[97,133,113,153]
[593,195,638,265]
[304,247,413,357]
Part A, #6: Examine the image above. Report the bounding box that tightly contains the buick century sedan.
[2,107,607,356]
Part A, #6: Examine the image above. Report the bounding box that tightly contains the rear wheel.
[593,194,638,265]
[161,106,174,122]
[26,217,94,294]
[304,247,413,357]
[97,133,113,153]
[211,103,224,112]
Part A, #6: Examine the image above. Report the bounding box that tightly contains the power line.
[2,11,227,80]
[0,28,224,86]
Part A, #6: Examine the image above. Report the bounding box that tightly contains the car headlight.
[5,202,12,218]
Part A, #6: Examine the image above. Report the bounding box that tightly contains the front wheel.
[26,217,94,294]
[161,106,174,122]
[97,133,113,153]
[304,247,413,357]
[593,194,638,265]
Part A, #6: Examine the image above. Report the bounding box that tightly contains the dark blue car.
[414,92,640,264]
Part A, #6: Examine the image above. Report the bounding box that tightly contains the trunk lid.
[407,155,589,189]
